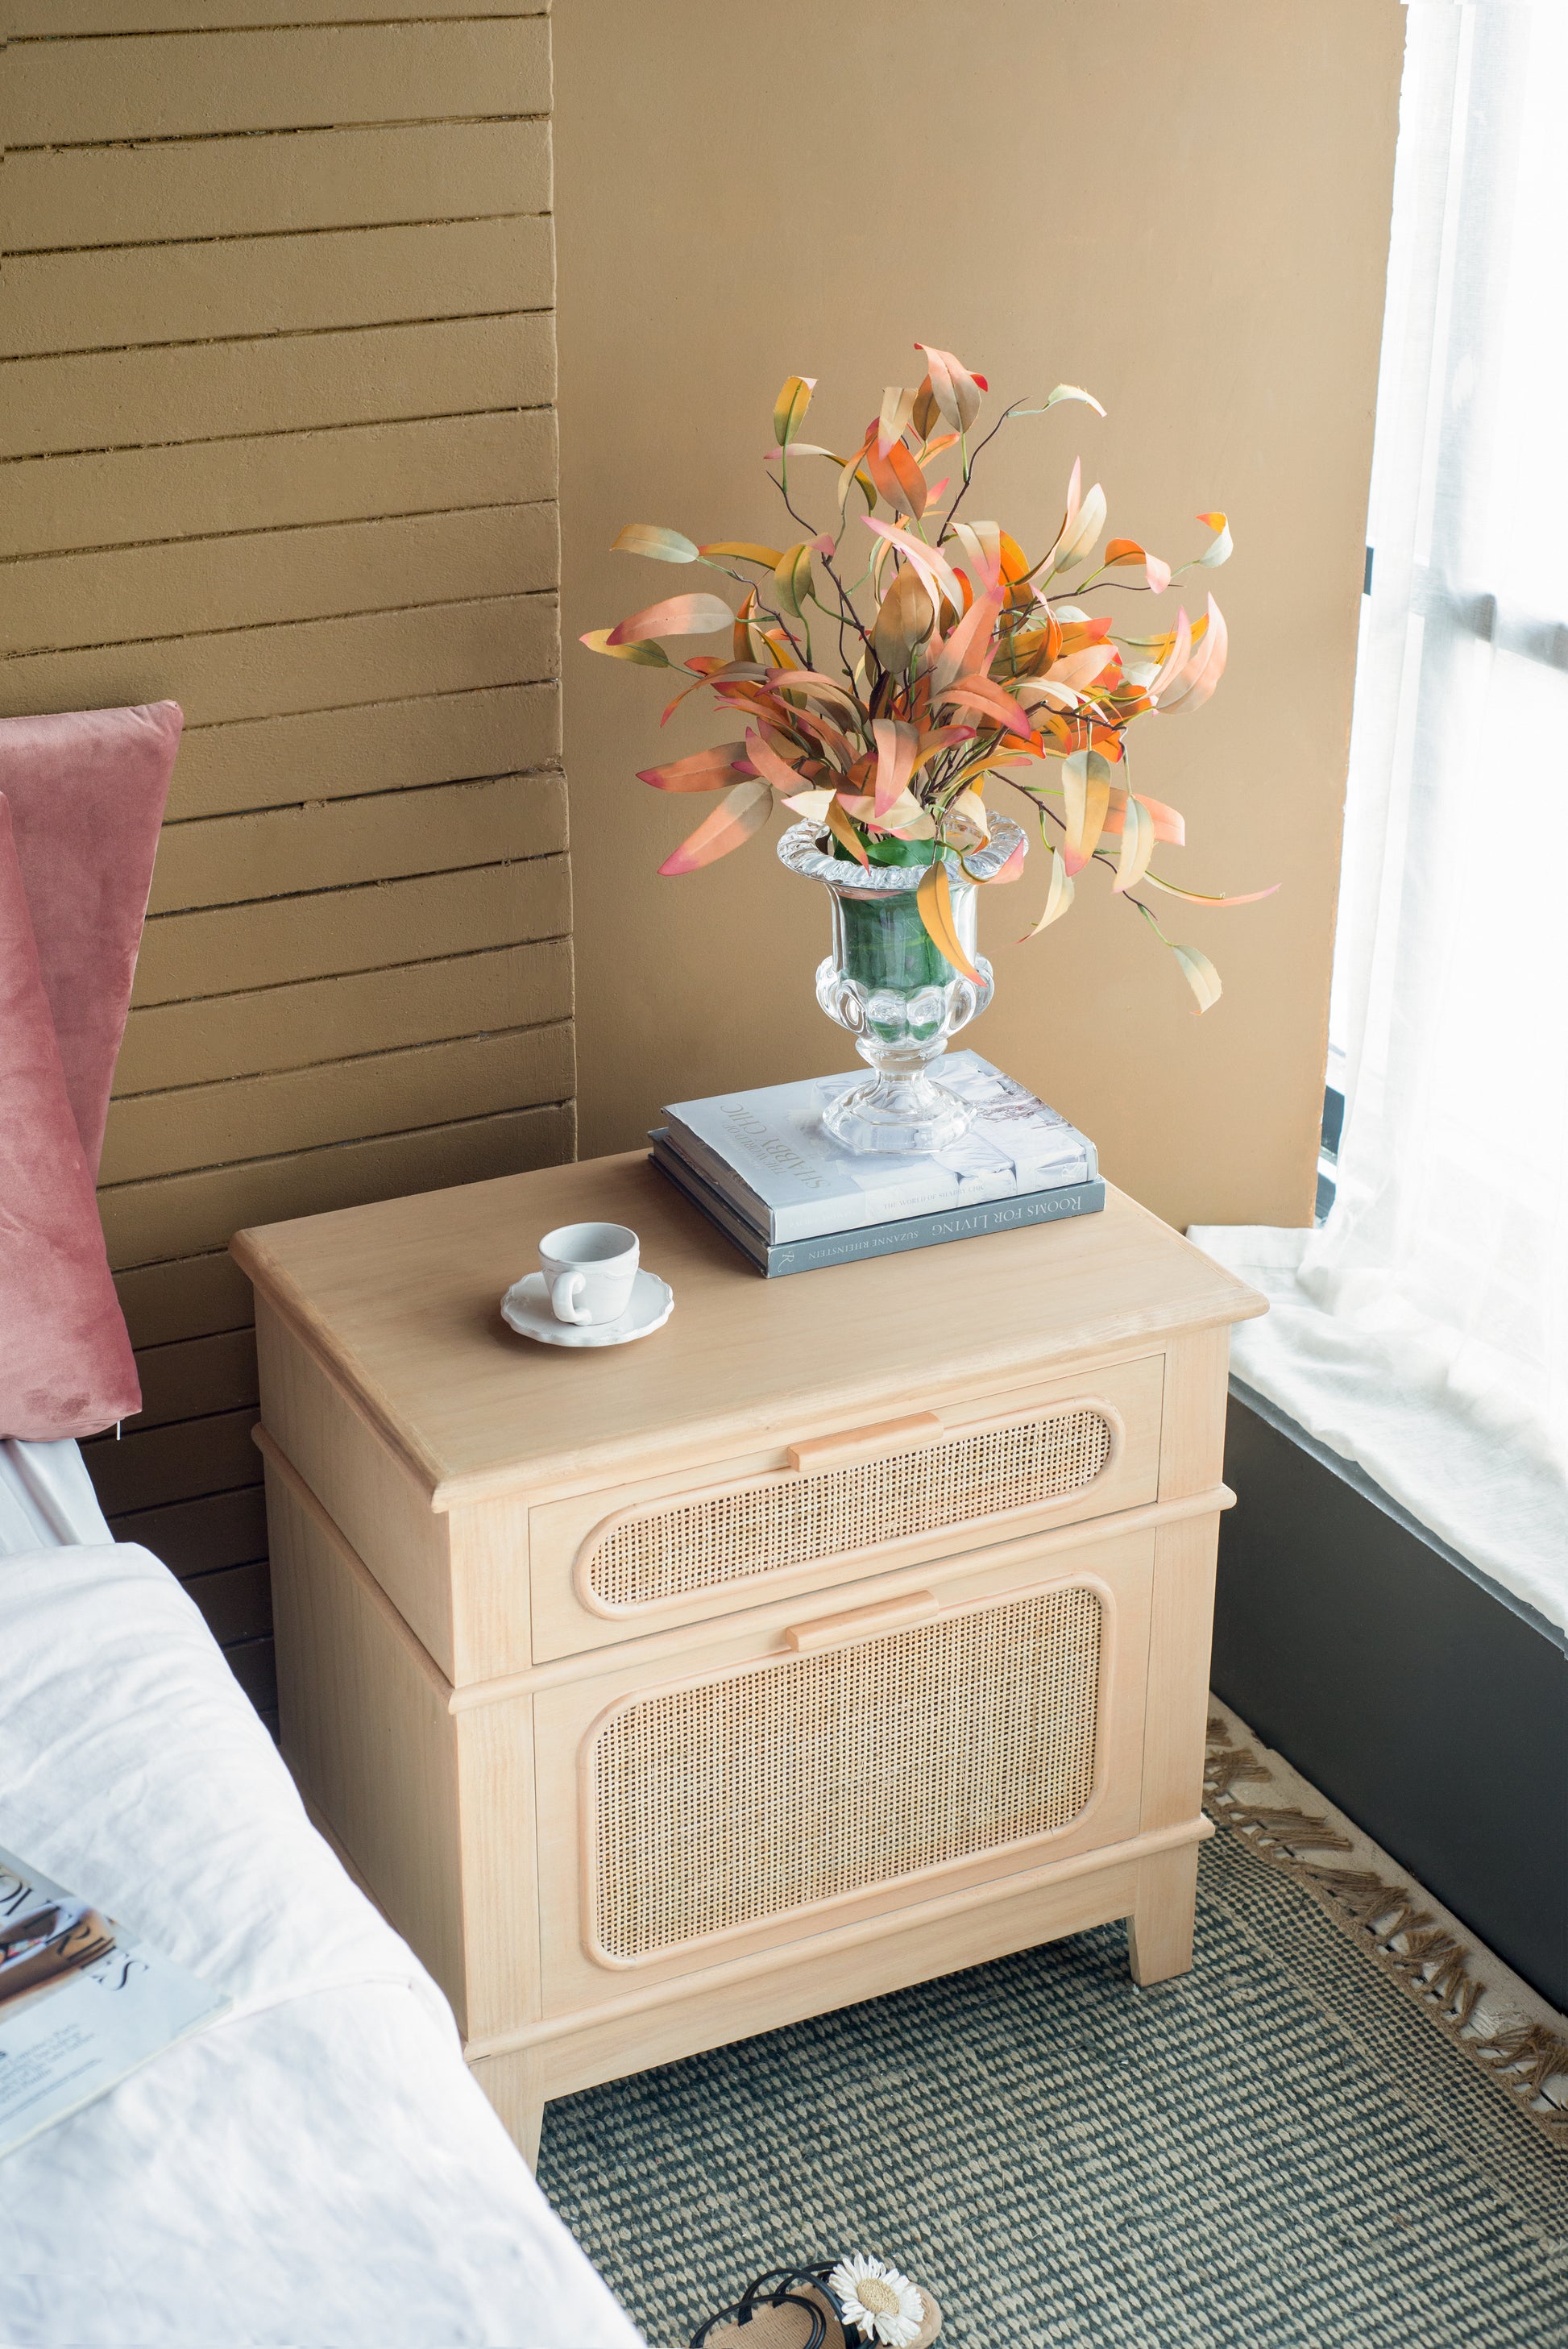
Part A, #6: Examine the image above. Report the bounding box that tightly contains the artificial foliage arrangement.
[584,342,1274,1021]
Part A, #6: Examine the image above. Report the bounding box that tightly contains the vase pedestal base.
[820,1064,973,1156]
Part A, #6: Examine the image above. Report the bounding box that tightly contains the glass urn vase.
[778,816,1027,1154]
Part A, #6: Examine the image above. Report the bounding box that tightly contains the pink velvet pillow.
[0,794,140,1439]
[0,702,180,1177]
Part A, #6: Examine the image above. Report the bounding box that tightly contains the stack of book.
[650,1051,1104,1276]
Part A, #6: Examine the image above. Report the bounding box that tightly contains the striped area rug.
[538,1729,1566,2349]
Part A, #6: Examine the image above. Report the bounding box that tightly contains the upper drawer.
[529,1351,1164,1661]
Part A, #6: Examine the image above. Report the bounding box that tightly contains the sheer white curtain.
[1193,1,1568,1636]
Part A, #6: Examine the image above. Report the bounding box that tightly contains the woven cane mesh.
[591,1583,1102,1960]
[587,1407,1114,1611]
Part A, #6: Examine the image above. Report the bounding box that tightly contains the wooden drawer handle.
[787,1410,943,1473]
[784,1590,940,1654]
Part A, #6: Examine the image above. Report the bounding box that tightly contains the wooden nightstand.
[234,1152,1263,2166]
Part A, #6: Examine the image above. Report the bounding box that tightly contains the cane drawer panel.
[532,1527,1152,2011]
[527,1352,1164,1662]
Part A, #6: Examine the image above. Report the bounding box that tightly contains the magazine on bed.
[0,1843,228,2159]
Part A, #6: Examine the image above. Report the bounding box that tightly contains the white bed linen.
[0,1539,645,2349]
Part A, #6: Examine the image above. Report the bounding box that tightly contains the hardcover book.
[0,1845,228,2160]
[651,1133,1105,1277]
[661,1053,1097,1245]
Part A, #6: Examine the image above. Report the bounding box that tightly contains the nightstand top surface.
[233,1150,1264,1506]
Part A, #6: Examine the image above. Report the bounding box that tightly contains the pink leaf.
[743,727,811,794]
[607,592,736,646]
[915,343,986,433]
[863,517,967,616]
[929,587,1002,693]
[658,778,772,875]
[637,741,753,792]
[935,677,1032,738]
[871,717,920,818]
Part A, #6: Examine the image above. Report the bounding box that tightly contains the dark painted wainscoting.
[1213,1385,1568,2012]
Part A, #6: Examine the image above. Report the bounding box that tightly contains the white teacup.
[539,1221,639,1326]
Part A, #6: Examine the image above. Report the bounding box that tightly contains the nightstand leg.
[469,2046,545,2171]
[1127,1843,1200,1986]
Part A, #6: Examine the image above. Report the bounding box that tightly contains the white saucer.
[500,1268,674,1348]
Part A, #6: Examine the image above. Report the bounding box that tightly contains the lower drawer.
[532,1521,1154,2015]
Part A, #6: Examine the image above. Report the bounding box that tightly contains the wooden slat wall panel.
[2,10,566,1718]
[100,1102,573,1270]
[136,856,573,1003]
[2,593,558,725]
[119,940,573,1092]
[15,3,541,30]
[0,316,555,460]
[111,1488,269,1579]
[168,684,560,822]
[147,774,567,913]
[7,506,556,655]
[2,23,551,144]
[2,121,551,251]
[115,1255,256,1351]
[2,413,557,560]
[5,218,554,359]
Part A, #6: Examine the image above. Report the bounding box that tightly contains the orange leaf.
[699,539,785,566]
[823,795,869,866]
[915,856,981,980]
[772,375,816,448]
[865,432,929,517]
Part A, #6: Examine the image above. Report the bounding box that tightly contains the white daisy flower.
[827,2252,927,2348]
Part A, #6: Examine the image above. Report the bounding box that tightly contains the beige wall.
[555,0,1405,1231]
[1,4,564,1713]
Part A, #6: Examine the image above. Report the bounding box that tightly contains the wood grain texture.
[267,1462,469,2015]
[135,855,572,1006]
[118,940,573,1094]
[8,6,568,1699]
[168,684,559,823]
[235,1156,1266,1505]
[146,772,567,915]
[1,120,550,253]
[0,314,554,460]
[102,1103,575,1271]
[0,412,556,561]
[246,1143,1244,2142]
[1,594,558,727]
[3,218,554,361]
[2,21,550,146]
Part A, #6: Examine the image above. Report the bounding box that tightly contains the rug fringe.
[1204,1717,1568,2142]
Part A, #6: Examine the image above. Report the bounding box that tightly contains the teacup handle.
[550,1272,591,1325]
